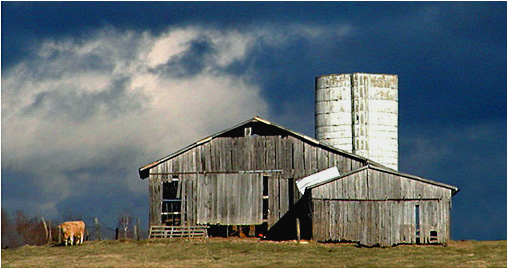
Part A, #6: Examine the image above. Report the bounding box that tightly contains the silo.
[315,74,353,152]
[315,73,398,170]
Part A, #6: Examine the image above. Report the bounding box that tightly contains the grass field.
[1,238,506,268]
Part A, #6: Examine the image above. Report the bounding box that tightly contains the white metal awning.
[295,167,341,194]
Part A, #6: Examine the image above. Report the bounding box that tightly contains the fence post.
[48,220,52,244]
[94,218,101,241]
[115,228,119,240]
[135,218,140,241]
[41,217,49,244]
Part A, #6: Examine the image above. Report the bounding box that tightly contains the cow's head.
[59,225,70,238]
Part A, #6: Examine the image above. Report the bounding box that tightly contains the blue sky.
[2,2,506,240]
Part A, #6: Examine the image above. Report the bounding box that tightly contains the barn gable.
[309,164,459,198]
[139,116,378,179]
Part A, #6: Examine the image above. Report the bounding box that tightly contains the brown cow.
[58,221,85,246]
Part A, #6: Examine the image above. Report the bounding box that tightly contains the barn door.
[267,174,291,229]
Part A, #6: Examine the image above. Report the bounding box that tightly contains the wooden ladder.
[149,225,209,239]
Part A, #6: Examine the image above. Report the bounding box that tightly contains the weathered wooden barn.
[138,117,458,246]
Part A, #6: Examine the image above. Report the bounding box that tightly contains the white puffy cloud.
[2,26,268,214]
[1,23,353,218]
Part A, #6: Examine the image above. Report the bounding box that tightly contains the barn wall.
[148,173,162,226]
[312,199,450,246]
[194,173,262,225]
[151,136,364,177]
[311,167,452,246]
[148,135,366,227]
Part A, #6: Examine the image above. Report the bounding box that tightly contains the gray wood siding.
[311,167,452,246]
[150,136,364,177]
[148,173,162,226]
[195,173,262,225]
[268,175,295,229]
[312,168,450,200]
[148,135,366,227]
[312,199,450,246]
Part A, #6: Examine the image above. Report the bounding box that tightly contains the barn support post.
[296,217,301,243]
[249,225,256,237]
[48,220,52,244]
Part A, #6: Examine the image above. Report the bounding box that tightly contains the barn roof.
[307,164,460,195]
[138,116,382,179]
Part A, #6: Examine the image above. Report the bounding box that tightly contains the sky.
[1,2,506,240]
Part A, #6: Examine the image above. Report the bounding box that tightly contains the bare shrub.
[117,213,138,240]
[15,210,47,246]
[1,207,21,248]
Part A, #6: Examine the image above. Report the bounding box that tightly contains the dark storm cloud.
[2,133,149,228]
[23,76,145,121]
[172,38,217,76]
[1,171,46,208]
[399,120,506,240]
[54,169,148,231]
[150,37,217,78]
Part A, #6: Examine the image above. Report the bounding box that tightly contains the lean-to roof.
[307,164,459,195]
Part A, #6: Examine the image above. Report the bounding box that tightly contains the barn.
[138,116,458,246]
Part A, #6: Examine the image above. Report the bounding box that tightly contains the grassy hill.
[2,238,506,268]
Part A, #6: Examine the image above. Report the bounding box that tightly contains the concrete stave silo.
[315,73,398,170]
[315,74,353,152]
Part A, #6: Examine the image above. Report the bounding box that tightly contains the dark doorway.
[415,204,420,244]
[262,176,269,221]
[162,178,182,225]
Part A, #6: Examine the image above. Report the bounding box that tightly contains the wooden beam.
[311,198,441,201]
[150,170,283,175]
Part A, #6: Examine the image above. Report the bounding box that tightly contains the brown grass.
[1,238,506,268]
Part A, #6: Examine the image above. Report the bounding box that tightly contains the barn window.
[430,231,438,242]
[163,178,179,199]
[162,178,182,225]
[244,127,252,136]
